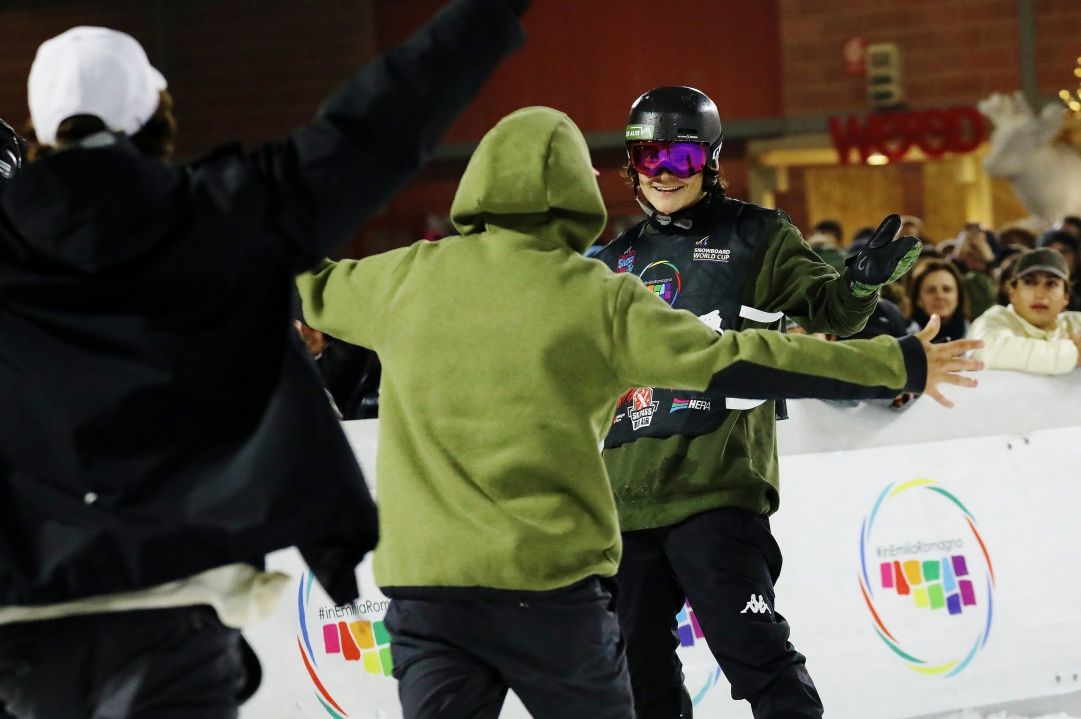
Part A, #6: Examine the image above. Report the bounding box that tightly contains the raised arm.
[754,214,918,337]
[234,0,529,269]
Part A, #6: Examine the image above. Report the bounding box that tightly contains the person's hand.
[914,315,983,408]
[1071,330,1081,367]
[846,214,921,298]
[0,118,24,180]
[958,231,994,271]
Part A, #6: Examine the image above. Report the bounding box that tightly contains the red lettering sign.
[828,107,988,164]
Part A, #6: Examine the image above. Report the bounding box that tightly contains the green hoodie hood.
[450,106,607,253]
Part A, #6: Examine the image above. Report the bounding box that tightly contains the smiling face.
[1008,271,1069,330]
[637,169,705,215]
[917,269,960,319]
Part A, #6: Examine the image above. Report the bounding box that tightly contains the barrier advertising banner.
[241,371,1081,718]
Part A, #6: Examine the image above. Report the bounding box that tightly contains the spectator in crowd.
[808,218,846,272]
[909,260,969,342]
[998,224,1038,250]
[295,319,382,420]
[421,213,451,242]
[849,297,910,340]
[1059,215,1081,239]
[990,246,1025,306]
[968,247,1081,374]
[852,298,920,409]
[951,225,998,319]
[1039,230,1081,310]
[0,2,529,717]
[901,214,925,241]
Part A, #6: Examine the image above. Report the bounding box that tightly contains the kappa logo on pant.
[739,594,771,615]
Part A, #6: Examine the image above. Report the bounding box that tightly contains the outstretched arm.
[611,278,981,405]
[295,249,412,349]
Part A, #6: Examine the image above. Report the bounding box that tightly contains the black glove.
[0,119,25,180]
[845,214,921,298]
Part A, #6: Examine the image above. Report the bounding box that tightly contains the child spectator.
[969,248,1081,375]
[951,225,998,319]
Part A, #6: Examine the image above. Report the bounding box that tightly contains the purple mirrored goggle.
[629,141,709,179]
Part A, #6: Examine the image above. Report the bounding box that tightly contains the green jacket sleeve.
[295,251,408,349]
[611,275,925,399]
[748,218,877,337]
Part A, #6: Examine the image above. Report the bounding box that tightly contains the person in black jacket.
[0,2,528,717]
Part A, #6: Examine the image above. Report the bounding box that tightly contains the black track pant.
[617,507,823,719]
[0,606,249,719]
[386,577,635,719]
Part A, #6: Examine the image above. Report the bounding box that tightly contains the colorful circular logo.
[295,572,394,718]
[858,480,995,677]
[639,260,682,306]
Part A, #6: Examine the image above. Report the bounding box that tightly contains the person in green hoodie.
[296,106,980,719]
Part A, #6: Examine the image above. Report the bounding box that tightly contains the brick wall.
[0,0,376,160]
[1034,0,1081,100]
[780,0,1080,116]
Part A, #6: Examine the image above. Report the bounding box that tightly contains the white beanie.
[28,26,167,146]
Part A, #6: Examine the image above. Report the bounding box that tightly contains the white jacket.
[968,304,1081,375]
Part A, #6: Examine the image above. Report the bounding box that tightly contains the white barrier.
[241,370,1081,718]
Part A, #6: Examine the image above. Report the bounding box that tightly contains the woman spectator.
[908,260,969,342]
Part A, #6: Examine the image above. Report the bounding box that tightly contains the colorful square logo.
[321,619,393,676]
[879,554,976,615]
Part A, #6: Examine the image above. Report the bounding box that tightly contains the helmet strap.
[635,195,694,230]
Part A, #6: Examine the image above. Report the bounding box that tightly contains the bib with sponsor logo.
[596,198,786,449]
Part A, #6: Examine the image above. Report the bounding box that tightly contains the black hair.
[813,219,843,241]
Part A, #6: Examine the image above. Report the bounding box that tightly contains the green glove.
[845,214,921,298]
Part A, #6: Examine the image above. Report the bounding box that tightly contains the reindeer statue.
[977,91,1081,227]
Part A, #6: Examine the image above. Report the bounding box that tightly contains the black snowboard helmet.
[624,86,724,195]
